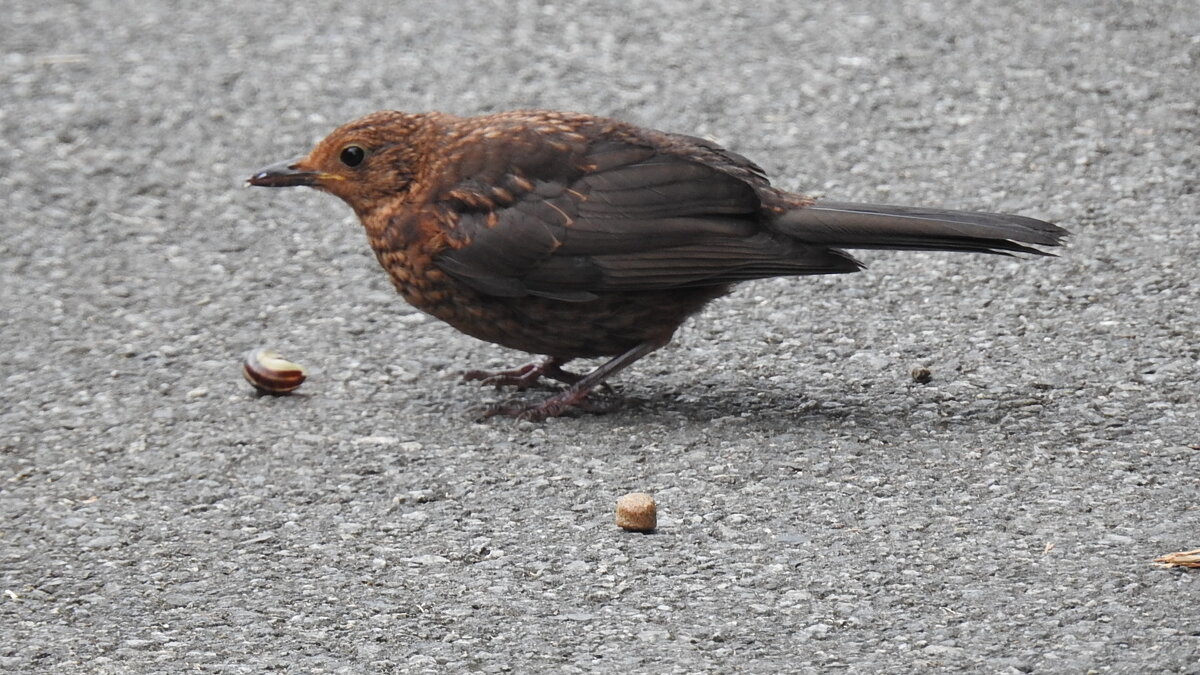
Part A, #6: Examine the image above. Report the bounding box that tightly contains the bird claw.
[463,359,583,390]
[463,363,544,390]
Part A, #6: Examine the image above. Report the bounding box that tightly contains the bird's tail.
[776,200,1067,255]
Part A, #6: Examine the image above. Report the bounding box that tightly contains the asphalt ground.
[2,1,1198,672]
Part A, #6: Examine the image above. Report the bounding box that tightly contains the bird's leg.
[463,357,581,390]
[482,339,666,421]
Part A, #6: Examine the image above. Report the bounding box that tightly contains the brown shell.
[242,348,307,394]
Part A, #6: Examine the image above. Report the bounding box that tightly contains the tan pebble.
[616,492,657,532]
[242,348,307,394]
[911,367,933,384]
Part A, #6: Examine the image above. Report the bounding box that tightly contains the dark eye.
[339,145,366,167]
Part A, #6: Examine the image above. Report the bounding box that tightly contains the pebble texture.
[2,1,1198,672]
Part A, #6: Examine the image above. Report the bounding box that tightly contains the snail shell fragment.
[242,348,307,394]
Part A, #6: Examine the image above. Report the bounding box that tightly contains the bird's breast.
[359,204,729,358]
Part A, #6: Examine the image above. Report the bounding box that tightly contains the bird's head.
[248,111,427,214]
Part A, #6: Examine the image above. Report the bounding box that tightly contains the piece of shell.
[615,492,657,533]
[242,348,307,394]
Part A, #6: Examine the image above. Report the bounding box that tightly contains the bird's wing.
[434,137,858,302]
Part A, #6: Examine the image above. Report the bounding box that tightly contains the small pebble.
[911,367,933,384]
[616,492,657,533]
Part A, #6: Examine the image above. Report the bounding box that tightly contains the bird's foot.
[463,363,543,389]
[473,341,664,422]
[479,388,623,422]
[463,357,581,390]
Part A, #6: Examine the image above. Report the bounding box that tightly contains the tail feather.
[777,200,1067,255]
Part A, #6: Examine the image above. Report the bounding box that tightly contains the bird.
[248,109,1066,420]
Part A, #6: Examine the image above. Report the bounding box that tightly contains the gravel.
[2,1,1198,672]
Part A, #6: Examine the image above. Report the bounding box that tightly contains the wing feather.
[434,132,850,301]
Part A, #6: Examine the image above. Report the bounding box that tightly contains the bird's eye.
[339,145,366,168]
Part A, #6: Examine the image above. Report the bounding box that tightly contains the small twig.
[1152,549,1200,569]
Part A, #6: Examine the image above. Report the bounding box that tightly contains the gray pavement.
[2,1,1198,672]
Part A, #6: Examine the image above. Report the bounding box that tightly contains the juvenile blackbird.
[249,109,1066,420]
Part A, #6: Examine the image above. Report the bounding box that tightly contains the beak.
[247,157,319,187]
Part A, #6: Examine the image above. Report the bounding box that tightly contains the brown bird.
[249,110,1066,420]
